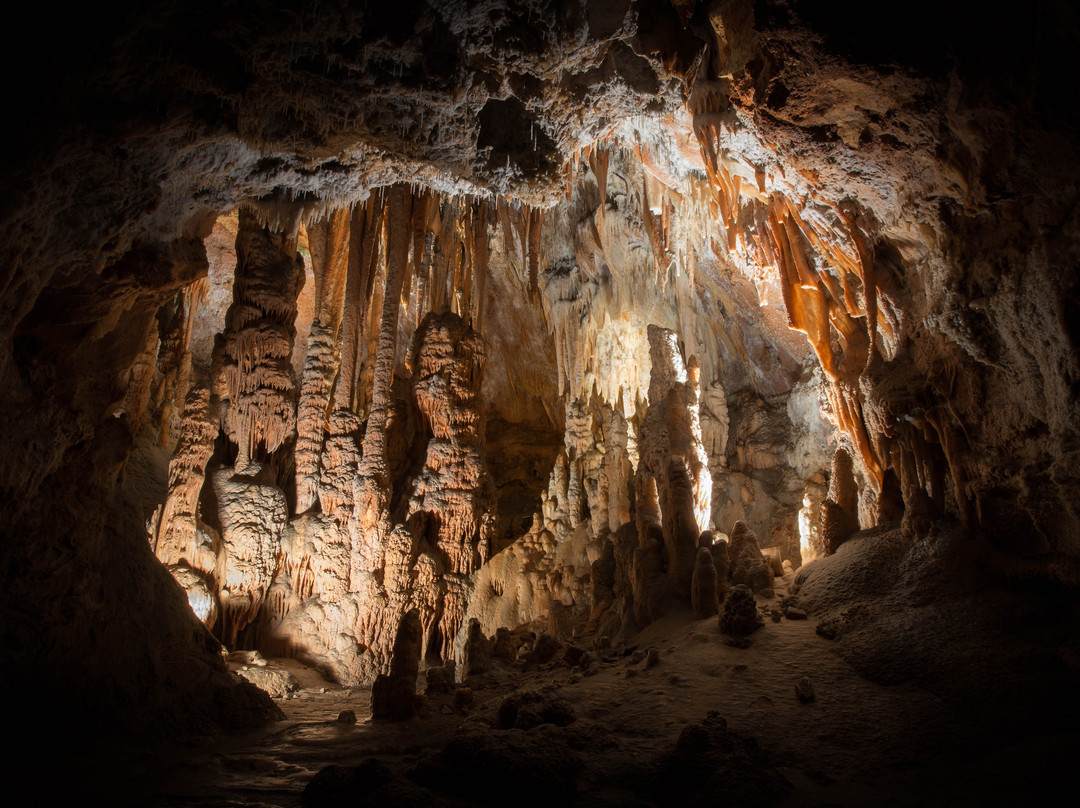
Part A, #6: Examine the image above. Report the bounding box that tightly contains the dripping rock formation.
[1,1,1078,805]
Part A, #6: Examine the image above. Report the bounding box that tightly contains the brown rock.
[691,546,720,618]
[462,618,492,677]
[719,585,763,641]
[821,448,860,555]
[370,609,422,721]
[727,521,773,594]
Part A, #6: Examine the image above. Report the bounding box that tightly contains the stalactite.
[430,201,451,314]
[590,147,609,227]
[844,208,879,365]
[642,178,667,283]
[357,241,386,419]
[473,203,490,333]
[352,185,413,582]
[298,199,384,634]
[603,405,633,534]
[527,206,542,302]
[216,207,304,469]
[415,231,433,328]
[294,206,351,513]
[685,68,908,508]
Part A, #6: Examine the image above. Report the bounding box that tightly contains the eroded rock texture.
[636,326,712,594]
[407,311,495,578]
[294,207,351,514]
[821,447,861,555]
[153,386,219,623]
[268,194,506,682]
[212,464,289,646]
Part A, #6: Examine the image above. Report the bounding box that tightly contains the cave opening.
[2,1,1079,804]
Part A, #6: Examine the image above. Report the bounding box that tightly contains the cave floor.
[103,571,1074,807]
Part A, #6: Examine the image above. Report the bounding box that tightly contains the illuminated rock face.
[408,312,495,573]
[247,196,503,681]
[153,385,218,618]
[294,208,351,515]
[212,463,290,646]
[2,0,1078,741]
[637,325,712,593]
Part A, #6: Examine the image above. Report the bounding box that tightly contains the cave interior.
[2,1,1079,805]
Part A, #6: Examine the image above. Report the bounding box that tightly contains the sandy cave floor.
[78,543,1076,808]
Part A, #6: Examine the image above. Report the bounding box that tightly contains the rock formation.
[727,520,773,594]
[294,207,351,514]
[636,326,712,596]
[370,608,422,721]
[821,447,861,555]
[215,208,305,469]
[152,386,219,624]
[719,584,763,642]
[691,546,720,618]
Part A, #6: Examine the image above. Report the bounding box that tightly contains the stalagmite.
[201,208,304,647]
[407,311,495,574]
[3,6,1078,797]
[821,448,861,555]
[719,584,763,643]
[710,536,731,604]
[370,608,422,721]
[691,547,719,618]
[406,311,496,658]
[798,489,827,564]
[588,540,617,630]
[461,617,493,677]
[727,520,772,594]
[295,323,338,513]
